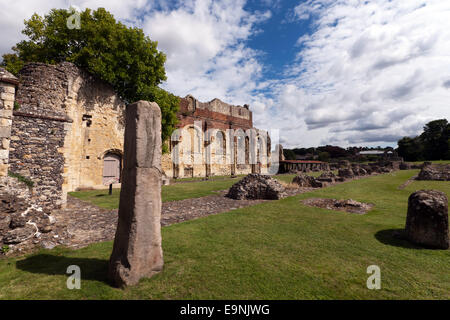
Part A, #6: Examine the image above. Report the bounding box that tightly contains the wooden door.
[103,153,121,184]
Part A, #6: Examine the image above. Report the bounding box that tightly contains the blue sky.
[244,0,311,80]
[1,0,450,149]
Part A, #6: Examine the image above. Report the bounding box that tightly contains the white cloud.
[266,0,450,148]
[2,0,450,149]
[0,1,151,55]
[142,0,270,105]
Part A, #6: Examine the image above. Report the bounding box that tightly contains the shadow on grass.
[16,254,110,284]
[374,229,424,250]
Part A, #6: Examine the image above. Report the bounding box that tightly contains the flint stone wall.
[8,62,125,209]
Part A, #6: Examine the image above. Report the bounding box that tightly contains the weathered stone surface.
[369,164,381,173]
[227,174,287,200]
[9,214,27,229]
[9,62,126,210]
[41,240,57,250]
[417,164,450,181]
[338,168,354,178]
[3,225,36,244]
[109,101,164,288]
[400,162,412,170]
[405,190,449,249]
[292,173,323,188]
[316,171,336,183]
[0,185,63,253]
[339,160,350,168]
[302,198,374,214]
[351,165,364,176]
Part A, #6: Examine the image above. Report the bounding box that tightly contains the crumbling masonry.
[0,62,273,210]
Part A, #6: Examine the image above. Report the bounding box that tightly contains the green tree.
[420,119,449,160]
[318,151,330,162]
[0,53,23,75]
[0,8,179,145]
[397,136,424,161]
[283,149,296,160]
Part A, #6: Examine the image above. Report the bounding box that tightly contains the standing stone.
[405,190,449,249]
[108,101,163,287]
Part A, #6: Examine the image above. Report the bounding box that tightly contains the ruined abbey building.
[163,95,273,179]
[0,62,272,210]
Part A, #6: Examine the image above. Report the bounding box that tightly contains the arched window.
[234,129,246,165]
[245,136,250,164]
[216,130,226,160]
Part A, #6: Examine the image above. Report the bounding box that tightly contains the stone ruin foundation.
[292,173,323,188]
[417,164,450,181]
[226,174,287,200]
[108,101,164,287]
[302,198,374,214]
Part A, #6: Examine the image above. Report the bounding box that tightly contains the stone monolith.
[108,101,163,287]
[405,190,449,249]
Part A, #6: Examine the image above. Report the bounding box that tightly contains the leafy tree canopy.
[397,119,449,161]
[0,8,179,147]
[420,119,449,160]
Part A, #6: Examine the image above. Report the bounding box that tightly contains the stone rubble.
[417,164,450,181]
[302,198,374,214]
[292,173,324,188]
[226,174,287,200]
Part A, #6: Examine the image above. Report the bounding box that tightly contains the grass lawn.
[68,178,241,209]
[69,173,324,209]
[1,170,449,299]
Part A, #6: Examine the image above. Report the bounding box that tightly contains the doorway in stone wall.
[103,153,122,184]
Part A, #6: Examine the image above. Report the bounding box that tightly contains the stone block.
[0,92,15,101]
[0,109,13,118]
[109,101,163,288]
[0,126,11,138]
[0,149,9,159]
[0,164,8,176]
[405,190,449,249]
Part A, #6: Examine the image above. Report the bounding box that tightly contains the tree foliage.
[397,137,424,162]
[318,151,330,162]
[397,119,449,161]
[420,119,450,160]
[0,8,179,145]
[283,149,296,160]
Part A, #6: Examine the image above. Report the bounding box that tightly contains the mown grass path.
[0,170,448,299]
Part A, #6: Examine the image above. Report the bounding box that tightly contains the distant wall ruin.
[162,95,272,179]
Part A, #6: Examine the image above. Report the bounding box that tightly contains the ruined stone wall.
[9,63,70,209]
[177,96,252,131]
[9,62,125,208]
[9,114,67,208]
[0,68,18,176]
[59,63,125,194]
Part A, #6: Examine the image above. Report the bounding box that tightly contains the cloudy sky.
[1,0,450,148]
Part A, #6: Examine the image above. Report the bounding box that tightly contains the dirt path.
[398,175,418,190]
